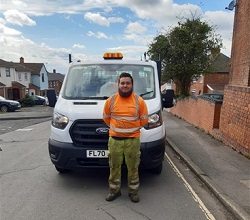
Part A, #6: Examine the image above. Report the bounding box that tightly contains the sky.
[0,0,236,75]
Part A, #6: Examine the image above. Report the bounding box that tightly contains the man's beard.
[118,88,133,98]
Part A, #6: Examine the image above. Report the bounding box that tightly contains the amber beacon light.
[103,52,123,60]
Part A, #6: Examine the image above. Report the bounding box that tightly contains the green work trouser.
[108,137,141,195]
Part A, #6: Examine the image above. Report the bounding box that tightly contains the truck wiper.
[140,91,153,97]
[79,96,109,100]
[92,96,109,100]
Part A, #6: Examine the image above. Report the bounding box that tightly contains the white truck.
[48,52,174,174]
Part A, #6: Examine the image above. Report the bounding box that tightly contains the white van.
[48,52,173,174]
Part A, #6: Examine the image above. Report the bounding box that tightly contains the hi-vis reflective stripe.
[110,125,140,133]
[103,113,110,119]
[110,94,139,120]
[112,115,139,121]
[140,115,148,120]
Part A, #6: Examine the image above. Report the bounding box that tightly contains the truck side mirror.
[162,89,174,108]
[47,89,57,107]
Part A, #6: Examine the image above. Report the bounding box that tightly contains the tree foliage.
[147,17,222,96]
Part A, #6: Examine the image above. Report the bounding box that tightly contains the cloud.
[0,0,234,73]
[87,31,95,37]
[87,31,109,39]
[202,10,234,56]
[108,17,125,23]
[125,21,147,34]
[0,24,22,36]
[123,21,147,43]
[107,45,147,60]
[4,9,36,26]
[84,12,124,26]
[84,12,110,26]
[73,44,85,49]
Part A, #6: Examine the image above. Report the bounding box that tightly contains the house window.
[18,72,22,81]
[42,73,44,82]
[25,73,28,80]
[6,67,10,77]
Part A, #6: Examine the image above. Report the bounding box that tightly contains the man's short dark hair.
[118,72,133,85]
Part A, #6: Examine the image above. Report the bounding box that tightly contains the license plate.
[86,150,108,158]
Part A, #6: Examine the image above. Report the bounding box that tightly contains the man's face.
[118,77,133,98]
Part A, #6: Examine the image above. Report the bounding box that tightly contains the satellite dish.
[225,0,236,10]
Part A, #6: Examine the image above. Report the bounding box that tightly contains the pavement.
[0,106,53,120]
[0,107,249,220]
[163,110,250,220]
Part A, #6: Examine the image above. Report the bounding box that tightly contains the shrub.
[19,95,35,107]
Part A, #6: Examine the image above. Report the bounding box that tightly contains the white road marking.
[15,128,33,131]
[165,152,216,220]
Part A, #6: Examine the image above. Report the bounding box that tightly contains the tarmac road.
[0,106,249,220]
[0,106,235,220]
[0,106,53,135]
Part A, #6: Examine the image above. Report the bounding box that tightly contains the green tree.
[147,17,222,96]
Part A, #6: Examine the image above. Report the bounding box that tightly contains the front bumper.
[48,136,166,170]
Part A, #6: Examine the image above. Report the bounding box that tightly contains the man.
[103,72,148,203]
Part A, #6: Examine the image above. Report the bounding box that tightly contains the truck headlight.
[52,112,69,129]
[144,111,163,130]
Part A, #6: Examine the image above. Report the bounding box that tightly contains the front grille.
[70,119,109,147]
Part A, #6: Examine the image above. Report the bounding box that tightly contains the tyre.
[150,163,162,174]
[0,105,9,112]
[55,166,70,173]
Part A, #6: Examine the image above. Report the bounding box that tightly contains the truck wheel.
[150,163,162,174]
[55,166,70,173]
[0,105,9,112]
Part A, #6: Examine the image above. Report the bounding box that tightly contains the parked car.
[31,95,49,106]
[0,96,21,112]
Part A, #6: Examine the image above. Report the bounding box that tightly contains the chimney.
[20,57,24,64]
[53,69,56,73]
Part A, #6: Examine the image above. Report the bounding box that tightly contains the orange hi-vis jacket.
[103,93,148,138]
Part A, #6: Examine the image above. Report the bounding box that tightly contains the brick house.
[190,52,230,96]
[47,69,64,95]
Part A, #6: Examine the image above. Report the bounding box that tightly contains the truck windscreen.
[62,64,155,100]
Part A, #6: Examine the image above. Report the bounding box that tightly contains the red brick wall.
[220,0,250,157]
[229,0,250,86]
[220,85,250,156]
[170,97,222,133]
